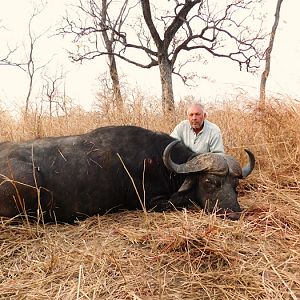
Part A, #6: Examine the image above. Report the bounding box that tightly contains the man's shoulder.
[175,119,190,129]
[204,120,221,132]
[171,120,190,138]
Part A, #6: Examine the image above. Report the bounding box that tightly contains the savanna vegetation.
[0,95,299,299]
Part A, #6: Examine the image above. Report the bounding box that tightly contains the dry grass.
[0,96,299,299]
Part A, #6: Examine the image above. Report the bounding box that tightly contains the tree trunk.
[101,0,123,109]
[158,55,175,112]
[108,54,123,109]
[25,75,33,115]
[259,0,283,108]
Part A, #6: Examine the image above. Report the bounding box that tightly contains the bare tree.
[41,69,65,118]
[259,0,284,106]
[59,0,131,109]
[127,0,266,111]
[60,0,266,112]
[0,7,49,115]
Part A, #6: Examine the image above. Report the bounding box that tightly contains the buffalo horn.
[162,140,190,173]
[242,149,255,178]
[163,140,227,174]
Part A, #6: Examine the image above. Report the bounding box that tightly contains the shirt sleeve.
[170,124,182,140]
[209,129,225,153]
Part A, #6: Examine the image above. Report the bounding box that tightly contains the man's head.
[187,103,207,130]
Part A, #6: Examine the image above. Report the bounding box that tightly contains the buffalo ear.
[178,175,197,193]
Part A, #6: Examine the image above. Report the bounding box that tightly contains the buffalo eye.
[204,178,217,189]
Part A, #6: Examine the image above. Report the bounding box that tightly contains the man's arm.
[170,123,182,140]
[209,130,225,153]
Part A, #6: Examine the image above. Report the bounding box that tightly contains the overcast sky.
[0,0,299,112]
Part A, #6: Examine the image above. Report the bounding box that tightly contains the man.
[171,102,224,153]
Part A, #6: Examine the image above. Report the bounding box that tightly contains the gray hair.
[186,102,206,115]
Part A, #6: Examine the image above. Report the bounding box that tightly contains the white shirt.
[170,119,224,154]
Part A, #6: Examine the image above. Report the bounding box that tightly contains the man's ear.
[204,112,207,118]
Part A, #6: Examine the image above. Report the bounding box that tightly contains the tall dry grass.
[0,96,299,299]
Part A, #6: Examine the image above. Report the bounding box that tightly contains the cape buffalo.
[0,125,255,222]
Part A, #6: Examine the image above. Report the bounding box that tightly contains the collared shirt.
[170,119,224,154]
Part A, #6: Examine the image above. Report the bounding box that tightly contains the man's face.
[187,105,206,129]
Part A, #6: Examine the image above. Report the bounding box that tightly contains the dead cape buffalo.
[0,125,255,222]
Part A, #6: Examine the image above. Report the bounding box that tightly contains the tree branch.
[164,0,202,48]
[140,0,162,49]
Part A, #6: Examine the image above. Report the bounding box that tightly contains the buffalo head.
[163,141,255,220]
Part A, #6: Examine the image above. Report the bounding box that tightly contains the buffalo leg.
[148,193,192,211]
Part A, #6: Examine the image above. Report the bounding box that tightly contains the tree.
[61,0,266,112]
[259,0,284,106]
[41,68,66,118]
[0,6,49,115]
[59,0,130,109]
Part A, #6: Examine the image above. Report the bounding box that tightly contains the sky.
[0,0,299,113]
